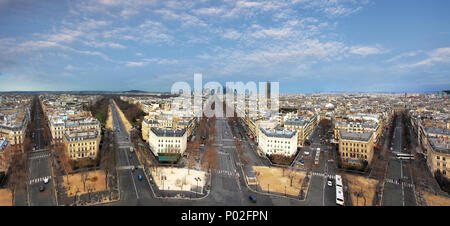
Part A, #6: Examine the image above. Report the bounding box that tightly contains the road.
[382,114,416,206]
[27,97,56,206]
[109,99,153,202]
[299,125,337,206]
[109,98,309,206]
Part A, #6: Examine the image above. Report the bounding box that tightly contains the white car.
[327,180,333,187]
[43,177,49,184]
[304,151,310,156]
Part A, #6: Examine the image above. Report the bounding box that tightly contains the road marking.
[217,151,229,155]
[29,153,50,160]
[28,176,51,185]
[384,178,415,188]
[311,171,335,179]
[116,165,144,170]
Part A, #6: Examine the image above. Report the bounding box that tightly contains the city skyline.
[0,0,449,93]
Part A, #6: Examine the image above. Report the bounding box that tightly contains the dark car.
[39,185,45,192]
[249,195,256,203]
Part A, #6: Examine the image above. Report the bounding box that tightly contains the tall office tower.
[266,81,271,98]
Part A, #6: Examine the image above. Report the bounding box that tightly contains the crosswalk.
[29,153,50,160]
[311,171,336,179]
[28,176,51,185]
[384,178,415,188]
[217,151,229,155]
[216,169,235,177]
[116,165,143,170]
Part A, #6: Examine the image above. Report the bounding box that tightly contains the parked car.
[249,195,257,203]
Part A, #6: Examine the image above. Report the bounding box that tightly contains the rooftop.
[64,130,99,141]
[339,129,373,142]
[429,138,450,155]
[260,128,297,139]
[151,127,186,137]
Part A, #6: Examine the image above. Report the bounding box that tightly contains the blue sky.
[0,0,449,93]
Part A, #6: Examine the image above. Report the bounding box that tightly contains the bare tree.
[100,130,114,189]
[287,168,295,187]
[80,168,89,192]
[55,144,72,184]
[186,138,200,175]
[201,144,218,173]
[7,150,28,195]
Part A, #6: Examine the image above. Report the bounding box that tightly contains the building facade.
[338,129,375,167]
[258,128,298,157]
[284,114,318,147]
[148,127,187,161]
[63,129,100,160]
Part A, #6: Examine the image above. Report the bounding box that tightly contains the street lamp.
[162,175,166,192]
[194,177,201,198]
[74,189,80,206]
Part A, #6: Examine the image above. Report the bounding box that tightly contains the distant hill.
[124,90,147,93]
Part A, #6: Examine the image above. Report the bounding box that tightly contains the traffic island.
[253,166,306,196]
[57,170,119,205]
[148,167,209,199]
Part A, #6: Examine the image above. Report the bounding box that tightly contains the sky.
[0,0,449,93]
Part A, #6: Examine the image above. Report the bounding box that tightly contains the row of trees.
[201,114,218,173]
[87,97,110,127]
[112,96,145,127]
[2,149,28,195]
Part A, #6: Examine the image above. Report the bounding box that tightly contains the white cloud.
[251,27,292,39]
[125,61,145,67]
[385,51,419,63]
[222,29,242,40]
[398,47,450,68]
[193,7,225,16]
[64,64,75,70]
[350,45,387,56]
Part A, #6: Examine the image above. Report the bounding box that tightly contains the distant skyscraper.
[266,81,271,98]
